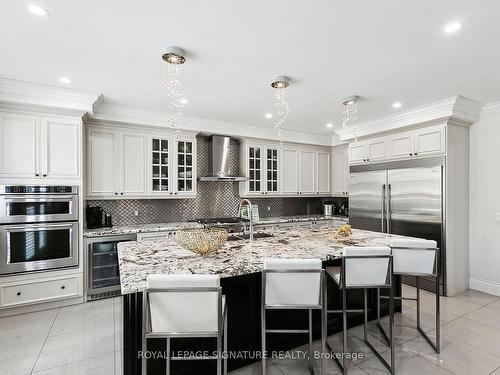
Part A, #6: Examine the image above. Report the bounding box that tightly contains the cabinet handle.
[414,152,418,156]
[35,174,40,177]
[114,192,118,195]
[42,174,47,177]
[170,192,173,195]
[61,285,65,290]
[16,292,21,296]
[120,192,124,195]
[410,153,413,156]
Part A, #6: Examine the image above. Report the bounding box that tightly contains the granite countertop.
[84,215,348,237]
[83,222,204,237]
[118,226,413,294]
[255,214,348,225]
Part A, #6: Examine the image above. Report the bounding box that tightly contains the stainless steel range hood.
[198,135,248,181]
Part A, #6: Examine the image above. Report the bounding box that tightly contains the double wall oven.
[0,186,79,275]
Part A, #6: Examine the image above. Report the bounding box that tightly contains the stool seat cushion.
[147,274,222,334]
[390,238,437,276]
[342,247,391,287]
[264,258,322,307]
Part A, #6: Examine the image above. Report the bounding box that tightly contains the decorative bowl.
[176,228,228,255]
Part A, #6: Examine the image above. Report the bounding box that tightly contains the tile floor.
[1,286,499,375]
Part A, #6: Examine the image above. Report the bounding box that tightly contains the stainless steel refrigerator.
[349,156,445,294]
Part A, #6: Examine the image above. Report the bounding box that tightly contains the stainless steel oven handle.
[3,195,76,202]
[4,223,76,231]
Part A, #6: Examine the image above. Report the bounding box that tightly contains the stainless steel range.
[0,185,79,275]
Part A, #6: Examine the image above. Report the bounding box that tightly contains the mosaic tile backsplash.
[85,136,327,226]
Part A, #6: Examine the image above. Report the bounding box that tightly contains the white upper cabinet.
[366,137,388,161]
[388,132,414,159]
[120,132,146,196]
[299,150,315,194]
[332,145,349,196]
[0,112,81,180]
[174,138,196,197]
[87,128,118,196]
[316,151,331,194]
[0,114,39,179]
[86,124,196,199]
[348,142,366,164]
[240,141,280,196]
[281,148,299,195]
[41,117,80,179]
[413,125,445,156]
[351,124,446,164]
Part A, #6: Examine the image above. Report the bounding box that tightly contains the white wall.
[469,103,500,296]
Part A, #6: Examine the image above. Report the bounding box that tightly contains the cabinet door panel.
[42,118,80,178]
[300,150,315,193]
[88,129,118,195]
[316,151,330,194]
[413,125,445,156]
[247,146,262,193]
[366,137,387,161]
[121,133,146,195]
[389,133,414,159]
[265,148,279,193]
[282,149,299,194]
[0,114,39,178]
[332,147,348,195]
[175,139,196,196]
[150,137,171,194]
[348,142,365,163]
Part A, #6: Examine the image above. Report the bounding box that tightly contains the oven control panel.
[0,186,78,194]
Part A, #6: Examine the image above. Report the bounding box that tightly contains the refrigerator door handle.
[387,183,392,233]
[381,184,386,233]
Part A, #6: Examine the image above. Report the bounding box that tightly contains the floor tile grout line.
[30,352,116,374]
[30,307,60,375]
[489,365,500,375]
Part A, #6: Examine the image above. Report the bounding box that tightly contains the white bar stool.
[142,274,227,375]
[325,247,395,375]
[261,258,326,375]
[377,238,440,353]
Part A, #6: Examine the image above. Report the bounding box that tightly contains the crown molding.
[0,78,102,117]
[480,101,500,115]
[87,102,334,147]
[335,95,484,141]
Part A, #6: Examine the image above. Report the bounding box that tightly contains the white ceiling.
[1,0,500,135]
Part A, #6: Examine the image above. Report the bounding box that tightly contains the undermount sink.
[227,232,274,241]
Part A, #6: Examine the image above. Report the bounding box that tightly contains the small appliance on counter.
[86,206,112,229]
[322,202,335,217]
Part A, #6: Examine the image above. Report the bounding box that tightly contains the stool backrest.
[263,258,322,307]
[146,274,221,334]
[390,238,438,276]
[342,247,391,288]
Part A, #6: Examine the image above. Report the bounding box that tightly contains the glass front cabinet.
[240,141,280,196]
[149,134,196,197]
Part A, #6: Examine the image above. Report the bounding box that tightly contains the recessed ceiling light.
[326,123,334,128]
[59,77,72,84]
[392,102,402,109]
[444,21,462,34]
[28,4,49,16]
[265,113,273,119]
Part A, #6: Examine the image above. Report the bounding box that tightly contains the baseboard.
[469,277,500,297]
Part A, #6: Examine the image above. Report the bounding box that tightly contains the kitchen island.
[119,226,411,375]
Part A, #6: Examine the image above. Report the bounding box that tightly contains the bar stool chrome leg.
[261,292,267,375]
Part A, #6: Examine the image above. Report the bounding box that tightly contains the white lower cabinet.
[0,273,82,308]
[137,231,176,241]
[0,112,81,180]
